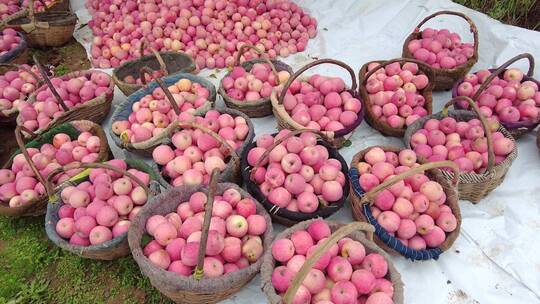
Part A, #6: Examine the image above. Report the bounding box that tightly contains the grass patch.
[455,0,540,30]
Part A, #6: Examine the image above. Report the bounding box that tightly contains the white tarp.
[69,0,540,303]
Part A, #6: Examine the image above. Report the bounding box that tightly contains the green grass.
[455,0,540,30]
[0,215,170,304]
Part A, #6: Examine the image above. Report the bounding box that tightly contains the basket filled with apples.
[128,169,273,304]
[44,160,160,260]
[402,10,479,91]
[0,121,110,217]
[110,68,217,156]
[17,55,115,138]
[271,59,363,148]
[452,53,540,138]
[112,39,196,97]
[241,129,349,226]
[0,29,28,64]
[219,44,293,118]
[404,96,518,203]
[260,219,404,304]
[359,58,435,137]
[349,146,461,260]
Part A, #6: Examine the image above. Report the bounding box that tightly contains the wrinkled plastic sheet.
[70,0,540,302]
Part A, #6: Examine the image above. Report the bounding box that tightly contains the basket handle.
[32,54,69,112]
[443,96,495,173]
[0,63,44,86]
[360,58,435,87]
[283,222,375,304]
[250,129,330,175]
[359,161,459,205]
[278,59,357,105]
[139,66,181,115]
[139,38,168,82]
[414,10,479,55]
[193,168,221,280]
[44,161,154,199]
[235,45,280,84]
[14,125,47,193]
[472,53,535,100]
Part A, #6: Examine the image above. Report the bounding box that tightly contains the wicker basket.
[0,63,43,126]
[404,96,518,203]
[260,220,404,304]
[0,120,110,217]
[110,72,216,156]
[359,58,435,137]
[5,0,76,48]
[44,160,161,260]
[113,40,196,96]
[241,129,350,226]
[271,58,364,149]
[0,31,28,64]
[452,53,540,139]
[128,170,274,304]
[402,10,479,91]
[349,147,461,260]
[19,55,115,139]
[219,45,293,118]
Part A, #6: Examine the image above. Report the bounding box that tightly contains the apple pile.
[410,117,515,173]
[365,61,431,128]
[247,130,346,213]
[222,63,290,102]
[123,69,164,85]
[143,188,268,277]
[270,220,395,304]
[112,78,211,143]
[86,0,317,69]
[0,28,23,56]
[152,110,250,187]
[455,68,540,125]
[18,71,113,132]
[0,0,21,21]
[0,64,46,116]
[407,28,474,69]
[357,147,459,250]
[22,0,58,12]
[0,132,102,208]
[282,75,362,132]
[55,159,151,246]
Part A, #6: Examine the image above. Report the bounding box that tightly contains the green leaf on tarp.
[343,140,352,147]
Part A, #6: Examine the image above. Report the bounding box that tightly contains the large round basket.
[271,58,364,149]
[359,57,435,137]
[44,160,161,260]
[402,10,479,91]
[349,146,461,260]
[219,45,293,118]
[241,129,350,226]
[109,72,216,156]
[404,96,518,203]
[260,220,404,304]
[452,53,540,139]
[0,31,28,64]
[0,120,110,217]
[128,171,273,304]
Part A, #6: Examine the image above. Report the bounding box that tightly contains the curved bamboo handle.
[192,168,220,280]
[45,161,154,199]
[0,63,43,86]
[235,45,280,84]
[283,222,375,304]
[14,125,47,192]
[139,39,168,83]
[472,53,535,100]
[360,161,459,205]
[361,58,435,87]
[32,54,69,111]
[139,67,181,115]
[443,96,495,172]
[278,59,357,105]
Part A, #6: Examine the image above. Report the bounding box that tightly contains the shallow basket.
[271,58,364,149]
[128,179,273,304]
[359,58,435,137]
[110,72,216,156]
[44,160,161,260]
[349,146,461,260]
[0,32,28,64]
[451,53,540,139]
[241,129,350,226]
[0,120,110,217]
[219,44,293,118]
[402,10,479,91]
[260,220,404,304]
[404,96,518,203]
